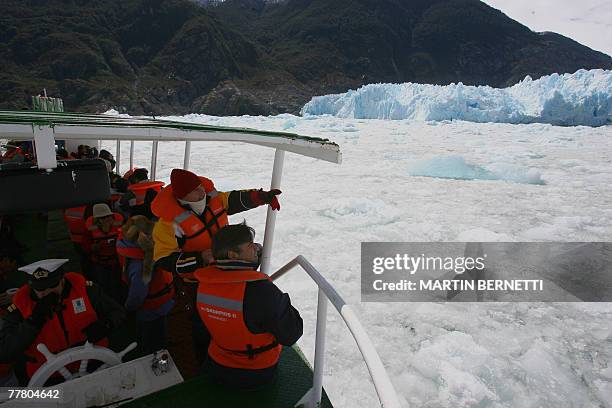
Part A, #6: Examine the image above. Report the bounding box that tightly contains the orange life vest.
[151,176,228,253]
[127,180,165,207]
[2,147,24,162]
[116,241,175,311]
[195,266,281,370]
[109,190,123,207]
[85,214,123,266]
[12,273,108,379]
[63,206,88,244]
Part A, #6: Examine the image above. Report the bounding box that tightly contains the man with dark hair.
[195,223,303,389]
[152,169,281,368]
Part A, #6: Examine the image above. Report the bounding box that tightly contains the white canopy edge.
[0,122,342,164]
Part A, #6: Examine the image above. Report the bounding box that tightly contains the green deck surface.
[124,346,333,408]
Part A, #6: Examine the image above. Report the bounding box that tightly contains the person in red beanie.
[150,169,280,365]
[150,169,280,281]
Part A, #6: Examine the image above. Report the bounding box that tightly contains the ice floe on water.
[301,69,612,127]
[408,155,546,185]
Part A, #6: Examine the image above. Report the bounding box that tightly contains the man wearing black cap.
[0,259,125,384]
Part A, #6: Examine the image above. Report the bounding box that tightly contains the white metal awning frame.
[0,111,341,273]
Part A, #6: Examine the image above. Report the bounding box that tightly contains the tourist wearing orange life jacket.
[83,204,123,266]
[119,168,164,219]
[151,168,282,281]
[116,216,174,355]
[0,259,125,384]
[83,204,124,300]
[1,141,25,164]
[195,223,302,389]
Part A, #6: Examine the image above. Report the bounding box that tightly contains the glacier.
[301,69,612,127]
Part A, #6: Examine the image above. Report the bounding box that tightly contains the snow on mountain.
[482,0,612,57]
[103,112,612,408]
[301,69,612,127]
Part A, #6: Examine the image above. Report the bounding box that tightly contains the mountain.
[1,0,610,115]
[0,0,261,114]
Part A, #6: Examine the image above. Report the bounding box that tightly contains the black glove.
[28,293,59,329]
[82,319,112,343]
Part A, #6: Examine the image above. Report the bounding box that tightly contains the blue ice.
[408,156,546,185]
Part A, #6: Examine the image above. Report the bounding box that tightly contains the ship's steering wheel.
[27,341,137,387]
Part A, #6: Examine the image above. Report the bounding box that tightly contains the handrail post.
[279,256,403,408]
[261,149,284,274]
[150,140,158,180]
[183,141,191,170]
[115,139,121,174]
[129,140,135,171]
[312,288,328,408]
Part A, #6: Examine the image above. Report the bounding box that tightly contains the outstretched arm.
[225,189,282,215]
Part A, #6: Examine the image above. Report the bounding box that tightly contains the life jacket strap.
[146,282,174,300]
[218,340,279,360]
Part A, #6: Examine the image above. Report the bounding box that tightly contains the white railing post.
[33,125,57,170]
[129,140,135,171]
[183,141,191,170]
[150,140,158,180]
[276,256,403,408]
[312,288,328,407]
[261,149,285,274]
[115,139,121,174]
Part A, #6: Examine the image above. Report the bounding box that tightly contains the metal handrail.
[271,255,402,408]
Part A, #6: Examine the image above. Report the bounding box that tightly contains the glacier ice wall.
[301,69,612,126]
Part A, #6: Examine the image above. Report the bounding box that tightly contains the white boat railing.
[272,255,401,408]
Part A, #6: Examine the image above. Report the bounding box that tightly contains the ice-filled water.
[103,112,612,408]
[301,69,612,127]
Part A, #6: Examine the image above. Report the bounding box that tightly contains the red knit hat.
[171,169,201,199]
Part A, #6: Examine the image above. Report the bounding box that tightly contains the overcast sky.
[481,0,612,56]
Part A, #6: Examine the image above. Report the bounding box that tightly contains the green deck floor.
[124,346,333,408]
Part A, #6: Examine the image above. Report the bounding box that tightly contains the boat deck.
[10,210,333,407]
[124,346,333,408]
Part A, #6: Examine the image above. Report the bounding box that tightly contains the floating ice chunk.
[301,69,612,126]
[408,155,546,185]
